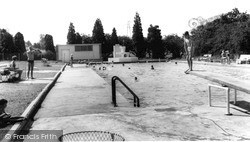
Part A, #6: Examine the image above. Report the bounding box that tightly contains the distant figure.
[135,77,137,81]
[183,31,193,74]
[151,65,154,70]
[225,50,230,64]
[175,62,177,65]
[0,99,26,127]
[70,54,73,67]
[103,66,106,70]
[122,63,125,66]
[26,46,35,79]
[99,67,101,70]
[128,67,131,69]
[221,50,226,64]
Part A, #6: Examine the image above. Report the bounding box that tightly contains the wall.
[57,44,101,62]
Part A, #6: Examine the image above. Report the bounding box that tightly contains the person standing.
[70,54,73,67]
[221,50,226,64]
[183,31,193,74]
[26,46,35,79]
[225,50,230,64]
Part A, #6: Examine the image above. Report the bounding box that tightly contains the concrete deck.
[28,64,250,141]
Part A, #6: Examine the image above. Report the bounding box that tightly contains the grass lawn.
[0,60,65,132]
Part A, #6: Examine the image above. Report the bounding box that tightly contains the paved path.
[34,65,130,118]
[28,64,250,141]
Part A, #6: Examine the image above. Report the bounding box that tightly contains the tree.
[82,34,92,43]
[33,42,42,49]
[147,25,164,58]
[25,41,32,47]
[118,36,133,53]
[132,12,145,58]
[105,34,113,56]
[92,18,105,44]
[92,18,107,57]
[0,29,15,53]
[191,8,250,57]
[44,34,55,53]
[44,34,56,60]
[0,29,2,52]
[14,32,26,53]
[67,22,76,44]
[163,34,184,59]
[75,32,82,44]
[39,34,46,49]
[111,28,119,46]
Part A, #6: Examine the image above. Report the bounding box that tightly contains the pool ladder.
[111,76,140,107]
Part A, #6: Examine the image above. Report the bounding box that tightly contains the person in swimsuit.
[183,31,193,73]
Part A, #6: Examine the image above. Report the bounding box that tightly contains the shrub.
[42,50,56,60]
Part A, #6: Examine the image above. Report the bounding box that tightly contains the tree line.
[67,12,184,60]
[0,12,185,61]
[0,29,56,60]
[4,8,247,61]
[191,8,250,59]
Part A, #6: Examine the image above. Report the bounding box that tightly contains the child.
[9,55,23,81]
[0,99,26,127]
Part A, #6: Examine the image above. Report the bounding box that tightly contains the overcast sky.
[0,0,249,45]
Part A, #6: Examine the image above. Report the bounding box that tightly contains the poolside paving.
[28,64,250,141]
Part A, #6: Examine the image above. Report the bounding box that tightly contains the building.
[56,44,102,62]
[108,44,138,63]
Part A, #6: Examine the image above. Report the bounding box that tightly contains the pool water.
[94,62,250,109]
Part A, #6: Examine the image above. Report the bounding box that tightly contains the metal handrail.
[111,76,140,107]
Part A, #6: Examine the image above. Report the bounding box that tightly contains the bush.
[34,50,42,60]
[42,50,56,60]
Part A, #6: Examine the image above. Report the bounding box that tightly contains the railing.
[111,76,140,107]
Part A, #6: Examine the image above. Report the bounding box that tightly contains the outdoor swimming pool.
[94,61,250,108]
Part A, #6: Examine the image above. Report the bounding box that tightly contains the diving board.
[190,71,250,115]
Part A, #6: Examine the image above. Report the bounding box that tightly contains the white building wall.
[57,44,101,62]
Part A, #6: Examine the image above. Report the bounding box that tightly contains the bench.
[190,71,250,115]
[236,54,250,64]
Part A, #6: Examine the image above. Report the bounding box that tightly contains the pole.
[226,88,232,115]
[208,85,212,106]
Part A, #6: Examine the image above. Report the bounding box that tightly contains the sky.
[0,0,250,45]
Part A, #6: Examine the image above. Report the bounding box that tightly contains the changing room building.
[56,44,102,62]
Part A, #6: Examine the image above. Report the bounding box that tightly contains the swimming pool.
[94,61,250,109]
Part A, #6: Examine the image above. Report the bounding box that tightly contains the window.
[75,45,93,52]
